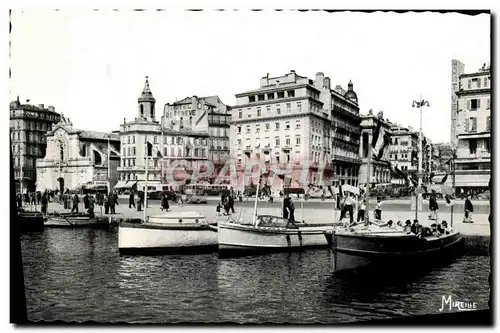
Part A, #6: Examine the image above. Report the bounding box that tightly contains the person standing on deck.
[288,196,296,222]
[357,196,366,222]
[282,195,289,219]
[428,190,439,220]
[228,194,235,214]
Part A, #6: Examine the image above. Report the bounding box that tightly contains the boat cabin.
[148,211,208,224]
[255,215,298,229]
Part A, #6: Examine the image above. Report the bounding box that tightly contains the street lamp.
[412,97,430,220]
[412,97,430,187]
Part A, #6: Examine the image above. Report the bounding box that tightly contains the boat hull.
[118,223,218,255]
[218,223,332,257]
[331,231,464,274]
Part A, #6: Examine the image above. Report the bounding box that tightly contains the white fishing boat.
[218,215,336,257]
[118,211,218,255]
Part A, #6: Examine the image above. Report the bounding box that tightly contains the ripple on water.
[21,230,491,323]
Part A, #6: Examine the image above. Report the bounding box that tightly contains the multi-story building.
[358,110,392,186]
[163,95,231,182]
[451,59,465,145]
[10,97,61,193]
[36,116,120,192]
[453,62,491,191]
[231,70,361,190]
[388,123,419,172]
[116,78,211,191]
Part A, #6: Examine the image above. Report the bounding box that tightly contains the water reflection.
[21,229,490,324]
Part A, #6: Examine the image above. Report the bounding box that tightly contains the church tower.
[138,76,156,122]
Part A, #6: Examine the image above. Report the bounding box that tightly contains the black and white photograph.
[6,4,494,326]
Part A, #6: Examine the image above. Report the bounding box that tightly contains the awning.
[113,181,128,189]
[123,181,138,189]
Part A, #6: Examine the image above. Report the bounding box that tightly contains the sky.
[9,9,490,143]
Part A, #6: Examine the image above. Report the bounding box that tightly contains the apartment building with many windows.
[453,62,491,191]
[10,97,61,192]
[231,70,361,190]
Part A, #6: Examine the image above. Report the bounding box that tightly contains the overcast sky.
[9,10,490,143]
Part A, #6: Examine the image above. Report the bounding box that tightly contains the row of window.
[247,90,295,103]
[466,76,490,90]
[237,136,301,148]
[123,136,208,146]
[465,97,491,110]
[10,120,53,131]
[11,110,59,122]
[464,116,491,132]
[237,102,324,119]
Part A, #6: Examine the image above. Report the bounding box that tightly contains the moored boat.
[118,211,218,255]
[44,212,112,229]
[324,224,464,274]
[218,215,338,257]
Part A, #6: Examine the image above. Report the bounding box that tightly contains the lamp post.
[412,97,430,219]
[19,145,24,205]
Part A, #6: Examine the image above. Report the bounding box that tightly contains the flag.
[440,174,449,184]
[372,120,382,149]
[338,184,343,198]
[373,132,391,161]
[444,194,455,207]
[327,185,334,197]
[146,142,153,157]
[429,172,435,183]
[411,150,417,164]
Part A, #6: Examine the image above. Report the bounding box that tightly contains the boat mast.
[252,169,261,225]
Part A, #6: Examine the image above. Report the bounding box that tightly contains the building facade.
[117,78,212,191]
[36,116,120,192]
[453,62,491,190]
[451,59,465,145]
[163,95,231,182]
[388,123,419,172]
[358,110,392,186]
[10,97,62,193]
[231,70,361,190]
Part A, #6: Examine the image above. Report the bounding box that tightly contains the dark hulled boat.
[324,225,464,274]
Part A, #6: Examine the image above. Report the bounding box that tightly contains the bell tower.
[138,76,156,121]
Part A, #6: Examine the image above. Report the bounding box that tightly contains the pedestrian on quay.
[161,193,170,212]
[109,192,117,214]
[83,193,90,210]
[357,196,366,222]
[16,193,22,209]
[136,193,142,212]
[464,195,474,223]
[129,191,136,209]
[41,193,48,216]
[216,202,223,216]
[36,191,41,205]
[88,196,95,218]
[374,197,383,220]
[71,193,80,213]
[104,194,110,214]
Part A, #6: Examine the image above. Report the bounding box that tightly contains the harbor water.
[21,229,490,324]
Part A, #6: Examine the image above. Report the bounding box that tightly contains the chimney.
[290,70,295,73]
[314,72,324,89]
[38,104,44,109]
[48,106,55,111]
[324,77,331,89]
[123,117,126,124]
